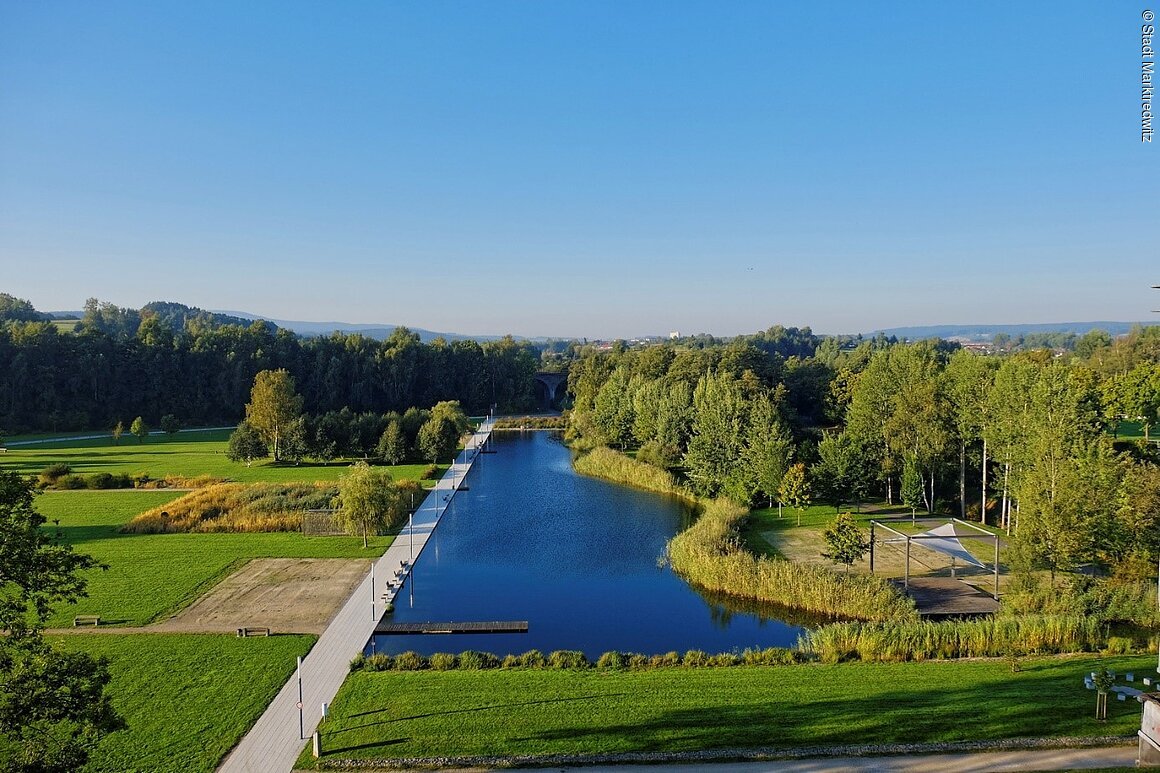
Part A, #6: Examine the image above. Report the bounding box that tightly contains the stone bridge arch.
[533,371,568,409]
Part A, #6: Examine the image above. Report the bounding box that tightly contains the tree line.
[566,325,1160,579]
[0,297,541,433]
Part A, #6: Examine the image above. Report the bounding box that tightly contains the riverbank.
[570,445,914,623]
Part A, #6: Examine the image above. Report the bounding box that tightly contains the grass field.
[1,429,447,484]
[54,633,315,773]
[302,654,1151,765]
[37,490,392,627]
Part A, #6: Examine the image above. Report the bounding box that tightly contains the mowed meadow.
[0,432,407,770]
[3,428,447,484]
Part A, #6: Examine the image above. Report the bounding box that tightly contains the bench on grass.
[73,615,101,627]
[236,626,271,638]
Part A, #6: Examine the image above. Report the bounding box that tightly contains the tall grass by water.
[572,446,694,500]
[804,615,1107,663]
[667,498,918,623]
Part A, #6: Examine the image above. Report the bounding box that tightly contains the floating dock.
[374,620,529,635]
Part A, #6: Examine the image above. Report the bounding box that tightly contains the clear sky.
[0,1,1155,338]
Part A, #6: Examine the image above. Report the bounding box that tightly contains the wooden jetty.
[374,620,528,635]
[896,578,999,618]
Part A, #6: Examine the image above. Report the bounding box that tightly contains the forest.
[0,296,542,432]
[565,324,1160,582]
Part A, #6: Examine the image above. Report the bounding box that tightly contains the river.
[371,431,807,657]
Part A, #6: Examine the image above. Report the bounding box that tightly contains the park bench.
[73,615,100,627]
[236,626,271,638]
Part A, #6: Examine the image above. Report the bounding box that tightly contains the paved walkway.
[550,745,1137,772]
[218,419,495,773]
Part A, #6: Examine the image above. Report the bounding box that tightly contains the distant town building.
[669,331,680,339]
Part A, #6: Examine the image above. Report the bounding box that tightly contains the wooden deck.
[374,620,528,635]
[895,578,999,618]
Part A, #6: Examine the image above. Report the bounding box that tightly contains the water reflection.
[371,432,806,657]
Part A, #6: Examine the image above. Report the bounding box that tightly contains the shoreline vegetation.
[571,444,1141,662]
[571,445,916,625]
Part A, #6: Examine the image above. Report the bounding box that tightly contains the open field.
[302,654,1153,765]
[53,633,315,773]
[1,429,447,484]
[36,490,391,628]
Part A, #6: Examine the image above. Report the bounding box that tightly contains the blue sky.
[0,2,1154,338]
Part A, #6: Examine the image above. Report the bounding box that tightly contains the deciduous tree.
[244,369,304,462]
[334,462,404,548]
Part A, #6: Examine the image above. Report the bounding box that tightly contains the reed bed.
[122,482,337,533]
[667,499,917,623]
[572,446,695,501]
[804,614,1106,663]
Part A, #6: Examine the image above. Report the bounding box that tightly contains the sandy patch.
[150,558,370,635]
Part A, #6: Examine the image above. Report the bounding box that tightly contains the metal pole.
[409,510,413,563]
[994,536,1000,600]
[905,537,910,589]
[869,522,875,573]
[370,562,375,620]
[297,656,304,739]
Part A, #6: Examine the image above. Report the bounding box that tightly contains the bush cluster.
[349,646,806,673]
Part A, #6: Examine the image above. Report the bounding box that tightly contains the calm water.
[371,432,806,657]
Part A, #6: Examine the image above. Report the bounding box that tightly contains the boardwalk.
[218,419,494,773]
[898,577,1000,618]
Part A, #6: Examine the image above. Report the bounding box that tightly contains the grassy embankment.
[573,446,915,623]
[35,489,392,628]
[54,633,315,773]
[302,654,1149,766]
[2,429,447,485]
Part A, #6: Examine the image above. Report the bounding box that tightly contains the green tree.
[376,420,407,465]
[0,471,123,770]
[684,371,747,498]
[741,394,793,508]
[130,416,148,443]
[812,431,872,513]
[225,421,269,466]
[334,462,403,548]
[417,415,457,464]
[244,369,304,462]
[821,512,870,573]
[111,421,123,446]
[778,462,811,526]
[901,455,924,523]
[160,413,181,435]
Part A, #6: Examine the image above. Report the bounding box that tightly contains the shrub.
[1105,636,1135,655]
[683,649,709,667]
[429,652,457,671]
[56,475,87,490]
[38,463,71,486]
[596,651,626,669]
[458,650,499,670]
[87,472,132,490]
[392,651,426,671]
[709,652,739,667]
[349,653,368,672]
[516,650,546,668]
[419,464,439,480]
[501,654,520,669]
[627,653,649,669]
[547,650,588,669]
[363,654,394,672]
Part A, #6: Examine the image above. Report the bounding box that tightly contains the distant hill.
[868,321,1159,341]
[214,311,512,343]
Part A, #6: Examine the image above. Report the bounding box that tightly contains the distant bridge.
[533,370,568,408]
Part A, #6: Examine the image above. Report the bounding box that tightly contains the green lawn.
[54,633,315,773]
[1116,419,1155,442]
[304,655,1151,765]
[37,490,392,627]
[1,429,447,484]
